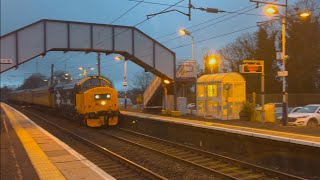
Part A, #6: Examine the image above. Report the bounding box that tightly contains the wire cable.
[110,0,145,24]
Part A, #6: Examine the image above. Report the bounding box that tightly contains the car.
[289,107,302,113]
[118,98,133,107]
[287,104,320,127]
[187,103,196,110]
[276,106,302,120]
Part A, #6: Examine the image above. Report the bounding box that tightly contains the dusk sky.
[0,0,294,90]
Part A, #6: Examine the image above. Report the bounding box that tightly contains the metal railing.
[143,60,197,107]
[143,76,162,107]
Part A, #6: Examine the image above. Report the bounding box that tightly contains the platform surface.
[122,111,320,147]
[1,103,115,180]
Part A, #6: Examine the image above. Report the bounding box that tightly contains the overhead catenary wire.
[41,2,257,79]
[110,0,145,24]
[128,5,259,58]
[53,0,185,71]
[25,1,261,83]
[136,24,259,60]
[127,0,266,18]
[160,6,259,44]
[154,4,256,40]
[38,0,150,72]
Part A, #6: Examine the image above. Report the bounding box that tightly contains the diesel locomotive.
[8,76,119,127]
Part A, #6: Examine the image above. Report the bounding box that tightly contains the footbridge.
[0,19,176,81]
[1,19,179,109]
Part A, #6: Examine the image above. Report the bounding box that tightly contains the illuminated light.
[79,67,84,70]
[209,58,217,65]
[89,67,95,70]
[264,6,278,15]
[179,29,186,35]
[299,11,311,18]
[44,80,48,81]
[101,101,106,105]
[179,28,190,36]
[107,94,111,98]
[64,73,69,76]
[164,80,170,84]
[115,56,122,61]
[95,95,100,99]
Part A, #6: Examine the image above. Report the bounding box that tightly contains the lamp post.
[115,55,128,109]
[264,3,288,125]
[179,29,195,61]
[262,1,311,125]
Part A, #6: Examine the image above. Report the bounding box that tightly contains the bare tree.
[217,33,256,72]
[18,73,47,90]
[132,71,154,93]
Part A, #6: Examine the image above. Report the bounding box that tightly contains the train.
[7,76,120,127]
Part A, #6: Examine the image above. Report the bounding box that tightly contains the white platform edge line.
[124,112,319,147]
[2,103,115,180]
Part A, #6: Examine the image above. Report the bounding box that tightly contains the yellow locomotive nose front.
[81,87,119,127]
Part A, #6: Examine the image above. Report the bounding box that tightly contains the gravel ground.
[17,105,219,180]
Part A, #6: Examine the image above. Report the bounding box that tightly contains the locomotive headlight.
[107,94,111,99]
[95,95,100,99]
[101,101,106,105]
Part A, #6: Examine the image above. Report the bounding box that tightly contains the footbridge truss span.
[0,19,176,80]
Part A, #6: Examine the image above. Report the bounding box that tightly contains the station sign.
[239,60,264,74]
[278,71,288,77]
[1,59,13,64]
[276,52,283,60]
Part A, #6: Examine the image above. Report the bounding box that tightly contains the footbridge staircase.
[143,60,197,108]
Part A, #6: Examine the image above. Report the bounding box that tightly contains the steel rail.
[17,106,166,180]
[101,127,306,180]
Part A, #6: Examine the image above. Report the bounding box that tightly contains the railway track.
[102,128,306,180]
[18,107,166,180]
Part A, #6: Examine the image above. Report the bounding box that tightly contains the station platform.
[121,111,320,148]
[1,103,115,180]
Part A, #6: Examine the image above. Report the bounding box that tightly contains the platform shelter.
[196,73,246,120]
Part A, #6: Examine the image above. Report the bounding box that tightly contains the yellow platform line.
[1,103,66,180]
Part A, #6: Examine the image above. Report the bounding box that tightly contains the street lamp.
[298,11,311,18]
[179,28,195,61]
[208,55,218,74]
[79,67,95,77]
[263,3,313,126]
[114,55,128,109]
[163,79,170,84]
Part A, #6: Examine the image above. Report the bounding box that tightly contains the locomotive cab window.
[77,77,112,93]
